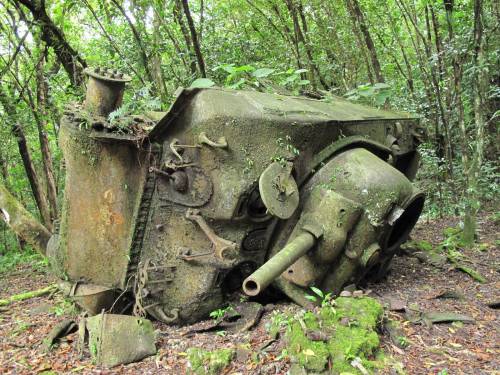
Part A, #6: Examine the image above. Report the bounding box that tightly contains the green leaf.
[189,78,216,89]
[281,75,298,85]
[374,91,390,106]
[358,87,375,97]
[310,286,324,298]
[229,78,246,89]
[298,79,310,86]
[294,68,308,74]
[305,295,317,302]
[220,64,236,74]
[252,68,275,78]
[233,65,255,72]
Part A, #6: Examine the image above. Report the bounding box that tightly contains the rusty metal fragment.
[82,314,156,367]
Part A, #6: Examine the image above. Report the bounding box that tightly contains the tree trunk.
[181,0,206,77]
[36,52,58,224]
[270,3,303,71]
[0,87,52,230]
[286,0,329,90]
[109,0,156,92]
[463,0,487,245]
[346,0,384,83]
[0,181,51,255]
[151,8,169,101]
[444,1,467,185]
[12,124,53,231]
[173,0,197,76]
[16,0,86,87]
[81,0,147,86]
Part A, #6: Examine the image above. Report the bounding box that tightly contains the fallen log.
[0,285,57,306]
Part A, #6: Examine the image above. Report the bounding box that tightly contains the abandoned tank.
[47,68,425,324]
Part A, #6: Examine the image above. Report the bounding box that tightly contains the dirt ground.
[0,212,498,375]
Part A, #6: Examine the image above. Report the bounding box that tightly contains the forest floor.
[0,212,498,375]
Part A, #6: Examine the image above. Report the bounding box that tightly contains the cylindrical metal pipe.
[242,232,316,296]
[83,67,131,117]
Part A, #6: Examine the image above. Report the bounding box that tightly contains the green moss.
[285,297,384,374]
[187,347,235,374]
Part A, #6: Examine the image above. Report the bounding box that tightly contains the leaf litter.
[0,211,498,374]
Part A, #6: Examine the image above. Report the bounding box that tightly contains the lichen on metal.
[49,69,424,325]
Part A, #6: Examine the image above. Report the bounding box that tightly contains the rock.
[284,296,384,373]
[305,329,331,342]
[339,290,352,297]
[387,297,407,311]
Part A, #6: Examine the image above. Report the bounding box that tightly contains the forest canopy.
[0,0,498,254]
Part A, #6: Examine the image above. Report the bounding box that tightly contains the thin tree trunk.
[81,0,146,86]
[35,51,58,224]
[292,0,329,89]
[163,24,191,74]
[173,0,197,76]
[109,0,156,91]
[181,0,206,77]
[0,87,52,230]
[245,0,288,43]
[346,0,384,83]
[270,3,303,70]
[151,9,169,101]
[463,0,487,244]
[396,1,449,175]
[199,0,205,43]
[12,124,52,231]
[15,0,86,87]
[444,1,466,180]
[344,0,374,84]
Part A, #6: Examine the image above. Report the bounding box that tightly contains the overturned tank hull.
[49,71,424,324]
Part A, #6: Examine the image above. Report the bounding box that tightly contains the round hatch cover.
[259,162,299,219]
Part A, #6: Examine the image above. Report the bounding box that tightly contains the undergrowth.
[0,248,47,274]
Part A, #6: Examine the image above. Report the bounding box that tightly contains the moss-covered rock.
[284,296,384,374]
[187,347,235,374]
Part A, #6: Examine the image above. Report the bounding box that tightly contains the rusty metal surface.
[58,120,148,289]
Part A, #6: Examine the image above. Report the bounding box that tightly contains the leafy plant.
[189,78,216,89]
[209,305,234,320]
[108,85,161,128]
[345,83,392,107]
[275,68,310,88]
[305,286,334,308]
[52,298,78,317]
[0,248,46,274]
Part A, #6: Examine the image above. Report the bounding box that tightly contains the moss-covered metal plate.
[259,162,299,219]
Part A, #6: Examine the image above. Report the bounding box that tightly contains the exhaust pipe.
[83,67,131,117]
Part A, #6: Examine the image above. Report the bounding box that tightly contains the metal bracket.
[170,138,201,162]
[198,132,228,148]
[185,208,237,259]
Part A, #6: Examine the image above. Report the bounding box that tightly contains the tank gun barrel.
[243,232,316,296]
